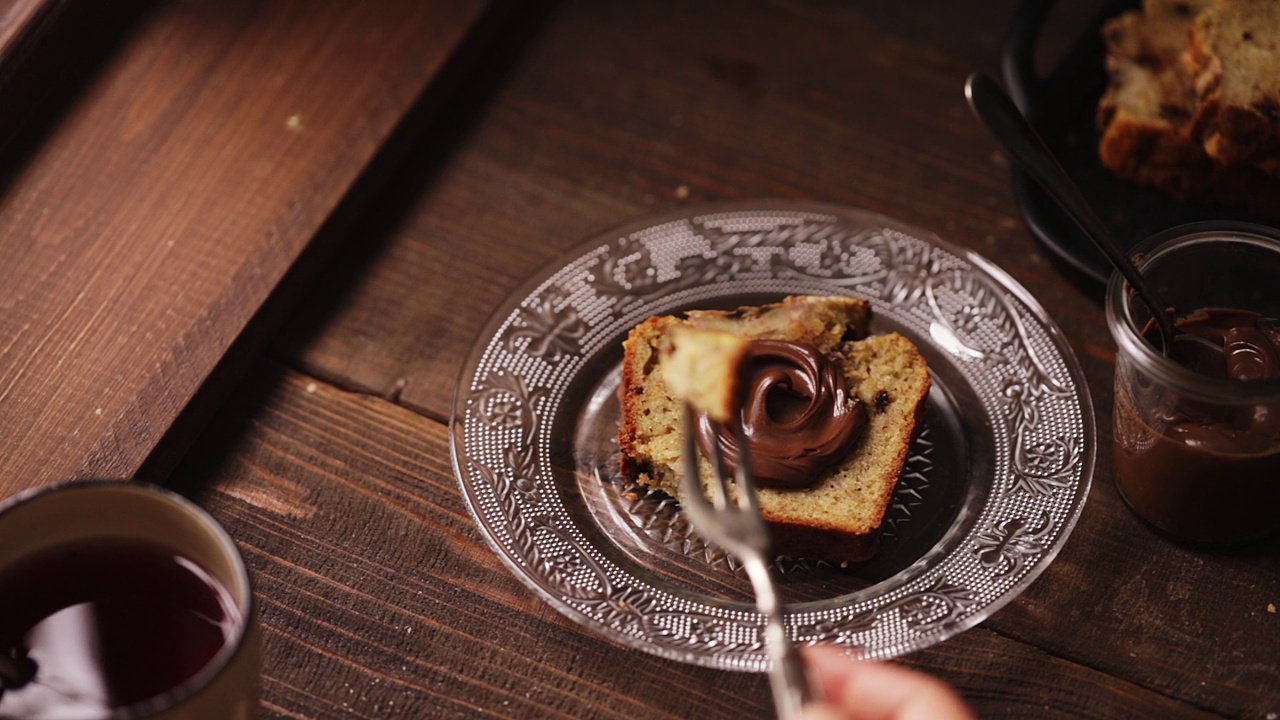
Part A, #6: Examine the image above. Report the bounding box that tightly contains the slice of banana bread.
[1098,0,1212,198]
[1185,0,1280,175]
[1096,0,1279,211]
[617,296,930,564]
[661,326,749,423]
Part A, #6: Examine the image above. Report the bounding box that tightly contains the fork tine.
[731,421,760,514]
[682,402,736,511]
[680,407,703,501]
[680,407,719,514]
[702,420,733,513]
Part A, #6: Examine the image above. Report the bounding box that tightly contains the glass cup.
[0,481,260,719]
[1105,222,1280,546]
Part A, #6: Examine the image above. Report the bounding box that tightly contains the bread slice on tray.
[617,296,931,565]
[1185,0,1280,175]
[1098,0,1212,198]
[1096,0,1280,212]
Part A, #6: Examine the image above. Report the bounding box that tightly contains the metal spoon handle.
[963,72,1177,348]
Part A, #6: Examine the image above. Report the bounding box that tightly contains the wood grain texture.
[178,365,1225,719]
[0,0,490,494]
[0,0,154,157]
[259,0,1280,717]
[278,0,1071,416]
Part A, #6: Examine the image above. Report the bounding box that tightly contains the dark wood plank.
[0,0,490,495]
[176,364,1224,719]
[0,0,64,105]
[988,433,1280,717]
[267,0,1280,717]
[277,0,1067,417]
[0,0,154,156]
[0,0,55,62]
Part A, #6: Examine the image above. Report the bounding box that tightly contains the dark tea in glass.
[0,537,239,717]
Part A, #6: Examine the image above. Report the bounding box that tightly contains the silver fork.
[680,406,812,720]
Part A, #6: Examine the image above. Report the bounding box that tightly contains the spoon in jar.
[963,72,1180,354]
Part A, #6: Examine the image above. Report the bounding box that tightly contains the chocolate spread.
[693,339,866,489]
[1114,308,1280,544]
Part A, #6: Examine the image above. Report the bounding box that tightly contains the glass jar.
[1105,222,1280,546]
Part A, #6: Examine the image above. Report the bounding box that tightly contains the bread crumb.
[675,184,690,199]
[306,382,318,393]
[1268,603,1276,614]
[286,114,303,132]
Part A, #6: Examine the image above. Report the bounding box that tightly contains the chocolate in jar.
[1113,308,1280,545]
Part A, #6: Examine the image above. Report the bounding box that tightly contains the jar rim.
[1104,221,1280,402]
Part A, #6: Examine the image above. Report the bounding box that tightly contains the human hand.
[798,645,976,720]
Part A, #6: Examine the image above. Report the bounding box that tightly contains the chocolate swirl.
[693,339,867,489]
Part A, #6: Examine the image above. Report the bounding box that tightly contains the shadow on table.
[141,0,562,495]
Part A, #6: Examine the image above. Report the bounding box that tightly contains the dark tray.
[1000,0,1278,289]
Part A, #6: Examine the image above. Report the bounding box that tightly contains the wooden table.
[2,0,1277,717]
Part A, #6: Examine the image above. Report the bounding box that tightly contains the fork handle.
[765,616,811,720]
[742,556,812,719]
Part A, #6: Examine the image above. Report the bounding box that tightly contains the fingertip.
[798,645,977,720]
[800,644,857,702]
[797,703,846,720]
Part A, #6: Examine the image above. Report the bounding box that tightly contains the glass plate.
[450,201,1095,670]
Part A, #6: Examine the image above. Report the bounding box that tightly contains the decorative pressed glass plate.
[450,201,1095,670]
